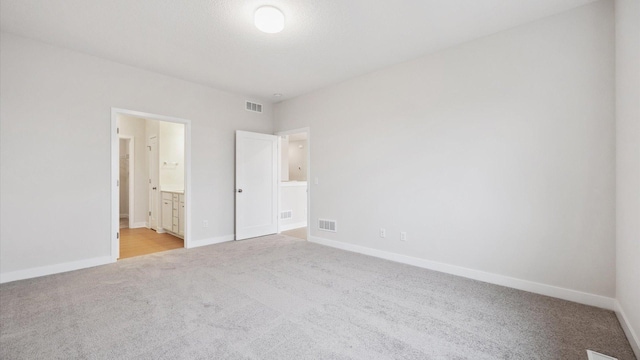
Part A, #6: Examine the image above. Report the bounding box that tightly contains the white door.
[235,131,278,240]
[148,136,159,230]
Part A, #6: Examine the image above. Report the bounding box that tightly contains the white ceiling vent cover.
[319,219,337,232]
[245,101,263,113]
[587,350,618,360]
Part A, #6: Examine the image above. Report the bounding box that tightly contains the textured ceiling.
[0,0,596,101]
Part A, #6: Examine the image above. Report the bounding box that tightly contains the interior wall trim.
[308,235,616,311]
[615,300,640,358]
[189,234,235,249]
[0,256,112,284]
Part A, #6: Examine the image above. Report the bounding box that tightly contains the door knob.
[152,187,157,190]
[237,189,243,193]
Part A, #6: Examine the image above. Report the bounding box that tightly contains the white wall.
[118,115,149,225]
[280,136,290,182]
[159,121,185,191]
[280,182,308,230]
[0,32,272,277]
[615,0,640,355]
[288,140,308,181]
[118,139,130,217]
[275,1,615,298]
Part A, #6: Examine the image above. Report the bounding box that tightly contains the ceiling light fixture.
[254,6,285,33]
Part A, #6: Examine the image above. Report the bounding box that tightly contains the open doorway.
[118,136,134,229]
[111,109,191,261]
[277,129,310,240]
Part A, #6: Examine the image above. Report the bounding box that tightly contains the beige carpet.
[0,235,635,359]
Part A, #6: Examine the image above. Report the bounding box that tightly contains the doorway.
[111,108,192,262]
[277,128,310,240]
[118,136,134,229]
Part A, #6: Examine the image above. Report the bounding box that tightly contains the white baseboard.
[130,222,147,229]
[280,222,307,232]
[0,256,113,284]
[308,236,616,311]
[188,234,235,249]
[615,300,640,358]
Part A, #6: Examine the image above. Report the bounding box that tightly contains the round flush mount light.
[254,6,285,33]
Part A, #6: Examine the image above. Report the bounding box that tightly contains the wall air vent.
[318,219,337,232]
[245,101,263,113]
[586,350,618,360]
[280,210,292,220]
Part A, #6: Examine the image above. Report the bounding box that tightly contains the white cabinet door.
[161,194,173,231]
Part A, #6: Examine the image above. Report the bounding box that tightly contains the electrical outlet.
[379,228,386,238]
[400,232,407,241]
[203,220,209,228]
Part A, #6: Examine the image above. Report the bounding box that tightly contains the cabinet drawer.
[162,192,173,201]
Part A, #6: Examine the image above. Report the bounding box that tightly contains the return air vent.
[318,219,337,232]
[245,101,263,113]
[587,350,617,360]
[280,210,292,220]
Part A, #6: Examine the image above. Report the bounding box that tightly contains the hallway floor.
[119,227,183,259]
[281,227,307,240]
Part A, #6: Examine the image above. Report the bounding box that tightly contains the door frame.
[111,108,193,262]
[147,135,160,232]
[118,135,135,229]
[275,127,311,240]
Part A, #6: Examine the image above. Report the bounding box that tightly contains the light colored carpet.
[0,235,635,359]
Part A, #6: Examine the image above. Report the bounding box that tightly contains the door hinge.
[117,179,119,186]
[117,127,119,134]
[149,211,151,216]
[117,232,119,239]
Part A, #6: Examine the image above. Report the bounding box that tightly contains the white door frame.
[111,108,193,262]
[276,127,311,240]
[147,135,160,232]
[118,135,135,229]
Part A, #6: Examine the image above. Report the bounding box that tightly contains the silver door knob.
[237,189,243,193]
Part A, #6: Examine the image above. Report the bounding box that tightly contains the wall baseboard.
[0,256,113,284]
[189,234,235,249]
[308,236,616,311]
[280,222,307,232]
[615,300,640,358]
[130,222,147,229]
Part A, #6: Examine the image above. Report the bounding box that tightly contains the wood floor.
[119,227,183,259]
[281,227,307,240]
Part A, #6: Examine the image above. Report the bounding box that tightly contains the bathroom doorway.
[118,136,134,229]
[111,109,192,261]
[277,128,310,240]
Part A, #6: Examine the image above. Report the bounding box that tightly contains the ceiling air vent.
[245,101,263,113]
[319,219,337,232]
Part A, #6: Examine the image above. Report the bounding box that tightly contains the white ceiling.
[0,0,596,101]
